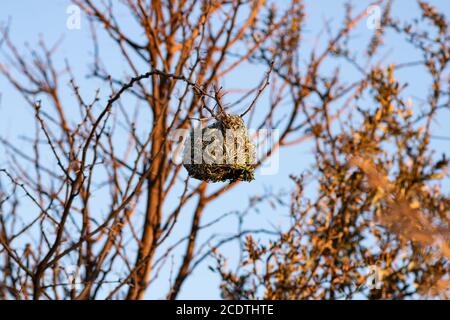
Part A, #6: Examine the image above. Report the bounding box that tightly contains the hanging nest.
[183,114,256,183]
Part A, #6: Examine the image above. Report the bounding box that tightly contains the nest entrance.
[183,114,256,183]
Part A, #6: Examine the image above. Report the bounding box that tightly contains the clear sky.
[0,0,449,299]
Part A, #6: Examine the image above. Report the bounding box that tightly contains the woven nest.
[183,114,256,183]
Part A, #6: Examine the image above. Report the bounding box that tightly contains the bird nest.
[183,114,256,183]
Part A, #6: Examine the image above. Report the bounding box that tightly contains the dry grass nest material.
[183,114,256,183]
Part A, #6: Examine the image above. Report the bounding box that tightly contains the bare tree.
[0,0,448,300]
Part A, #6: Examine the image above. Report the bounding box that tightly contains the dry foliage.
[0,0,448,300]
[214,1,450,300]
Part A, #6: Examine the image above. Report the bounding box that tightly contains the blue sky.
[0,0,449,299]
